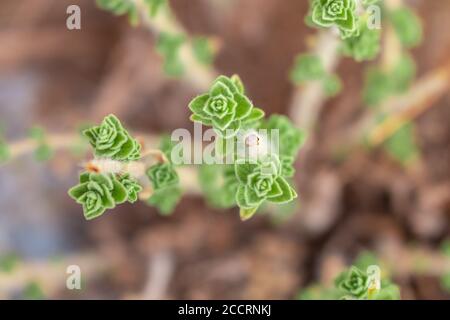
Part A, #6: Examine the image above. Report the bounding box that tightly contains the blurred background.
[0,0,449,299]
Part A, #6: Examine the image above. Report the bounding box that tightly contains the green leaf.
[199,164,238,208]
[322,74,342,97]
[192,36,214,65]
[290,53,325,85]
[213,75,239,95]
[242,108,264,124]
[240,207,258,221]
[144,0,166,17]
[0,253,19,273]
[390,7,423,48]
[96,0,139,26]
[234,93,253,120]
[156,32,185,77]
[188,94,209,116]
[83,114,141,161]
[385,123,418,165]
[341,19,381,62]
[0,142,10,163]
[231,74,245,94]
[147,186,182,215]
[34,144,53,162]
[146,162,179,190]
[244,185,265,207]
[267,177,295,204]
[235,160,258,184]
[23,281,45,300]
[236,185,253,209]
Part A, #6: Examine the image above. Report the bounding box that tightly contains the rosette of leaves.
[389,7,423,49]
[309,0,358,38]
[189,75,265,138]
[341,19,381,62]
[117,173,142,203]
[146,162,179,191]
[335,266,369,299]
[235,154,297,220]
[83,114,141,161]
[68,172,128,220]
[156,32,186,76]
[335,265,400,300]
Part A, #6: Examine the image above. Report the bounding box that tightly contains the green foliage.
[156,32,186,76]
[390,7,423,49]
[298,252,401,300]
[363,54,416,107]
[96,0,166,25]
[322,74,342,97]
[0,253,19,273]
[146,136,182,215]
[199,164,239,209]
[260,115,306,159]
[235,154,297,220]
[117,173,143,203]
[96,0,139,25]
[441,240,450,293]
[385,123,418,164]
[68,172,128,220]
[28,127,53,162]
[335,266,368,298]
[341,19,381,62]
[192,37,215,65]
[0,141,10,163]
[309,0,358,38]
[23,281,45,300]
[146,162,179,191]
[147,186,182,215]
[189,76,303,220]
[144,0,166,17]
[290,54,325,84]
[83,114,141,161]
[362,0,380,7]
[189,75,265,138]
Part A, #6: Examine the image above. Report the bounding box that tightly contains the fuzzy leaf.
[240,207,258,221]
[266,176,296,204]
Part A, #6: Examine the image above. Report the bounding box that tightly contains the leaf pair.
[83,114,141,161]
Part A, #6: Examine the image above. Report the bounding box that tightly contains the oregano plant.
[67,76,304,221]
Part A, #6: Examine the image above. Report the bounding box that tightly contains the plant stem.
[289,29,341,131]
[134,0,218,90]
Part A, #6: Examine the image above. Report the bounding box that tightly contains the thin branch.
[135,0,218,90]
[288,29,341,131]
